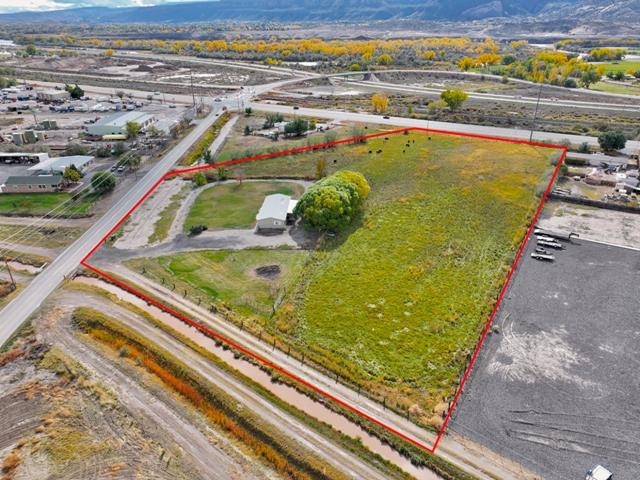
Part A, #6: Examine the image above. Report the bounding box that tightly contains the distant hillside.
[1,0,639,24]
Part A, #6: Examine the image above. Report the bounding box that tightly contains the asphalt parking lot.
[451,237,640,480]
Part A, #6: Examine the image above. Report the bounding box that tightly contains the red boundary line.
[81,126,566,455]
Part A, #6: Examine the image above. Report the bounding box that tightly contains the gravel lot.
[451,237,640,480]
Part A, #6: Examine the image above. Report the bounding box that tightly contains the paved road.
[249,102,640,153]
[0,105,225,347]
[340,78,640,112]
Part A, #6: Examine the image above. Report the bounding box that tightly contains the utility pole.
[4,259,16,290]
[189,69,196,108]
[529,82,543,143]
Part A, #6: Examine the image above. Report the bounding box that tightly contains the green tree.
[284,118,309,137]
[243,125,252,136]
[24,44,36,56]
[263,113,284,129]
[334,170,370,200]
[440,89,469,111]
[217,167,229,181]
[112,142,126,156]
[244,107,253,116]
[193,172,207,187]
[62,165,81,183]
[202,150,213,164]
[294,171,370,232]
[598,130,626,152]
[580,68,600,89]
[126,121,142,138]
[126,153,141,171]
[67,84,84,99]
[64,143,88,156]
[91,171,116,194]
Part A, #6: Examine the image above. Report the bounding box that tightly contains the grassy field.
[148,184,189,243]
[591,81,640,96]
[0,192,96,217]
[215,114,387,165]
[594,60,640,74]
[141,129,558,419]
[233,130,557,417]
[126,249,308,319]
[0,223,85,248]
[184,181,305,232]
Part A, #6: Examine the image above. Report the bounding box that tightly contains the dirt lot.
[450,237,640,480]
[539,201,640,249]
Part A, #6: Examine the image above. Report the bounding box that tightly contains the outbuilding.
[36,89,70,102]
[28,155,94,174]
[2,174,64,193]
[256,194,297,232]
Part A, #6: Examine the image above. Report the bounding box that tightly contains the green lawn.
[592,60,640,74]
[0,192,96,217]
[590,81,640,96]
[126,249,308,320]
[184,181,305,232]
[149,184,189,243]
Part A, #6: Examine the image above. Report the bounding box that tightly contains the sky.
[0,0,208,14]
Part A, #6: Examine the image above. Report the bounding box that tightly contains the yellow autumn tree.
[371,92,389,113]
[458,57,476,71]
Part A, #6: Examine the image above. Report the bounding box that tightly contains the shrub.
[189,224,208,236]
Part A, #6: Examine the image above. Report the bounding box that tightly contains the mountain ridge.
[0,0,639,24]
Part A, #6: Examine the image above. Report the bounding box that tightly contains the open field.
[590,80,640,96]
[73,306,352,480]
[184,181,305,231]
[215,115,388,164]
[159,129,559,419]
[595,60,640,74]
[126,249,308,319]
[0,223,85,248]
[0,192,96,217]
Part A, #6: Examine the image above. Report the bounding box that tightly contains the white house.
[256,194,297,232]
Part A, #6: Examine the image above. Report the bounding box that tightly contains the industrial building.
[28,155,95,174]
[86,111,155,137]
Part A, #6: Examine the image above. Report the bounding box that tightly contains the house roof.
[92,111,153,128]
[256,194,291,222]
[28,155,94,172]
[4,174,63,186]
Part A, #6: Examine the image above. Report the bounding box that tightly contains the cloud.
[0,0,75,13]
[0,0,207,14]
